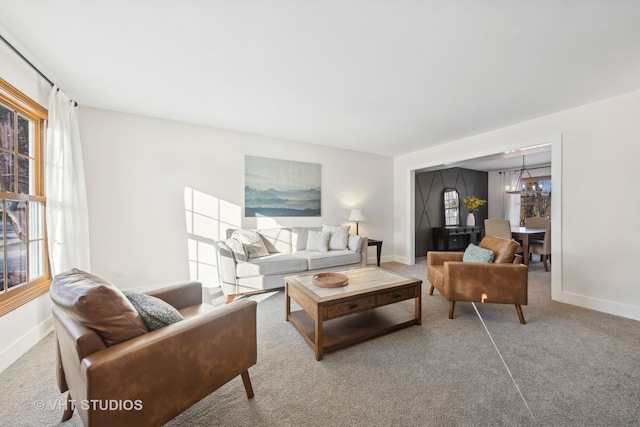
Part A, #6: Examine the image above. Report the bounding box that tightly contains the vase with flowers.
[462,195,486,226]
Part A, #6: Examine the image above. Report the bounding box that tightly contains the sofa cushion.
[322,224,350,250]
[236,253,308,278]
[50,269,148,346]
[306,230,330,252]
[231,229,269,258]
[124,291,184,331]
[479,235,519,263]
[462,244,495,263]
[295,250,361,270]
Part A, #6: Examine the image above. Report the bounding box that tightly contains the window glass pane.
[0,199,4,245]
[0,247,4,292]
[0,151,14,193]
[0,103,14,151]
[6,243,27,288]
[30,201,44,239]
[5,201,27,242]
[29,240,44,280]
[17,155,31,194]
[17,114,32,156]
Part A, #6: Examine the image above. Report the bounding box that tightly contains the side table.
[367,239,383,266]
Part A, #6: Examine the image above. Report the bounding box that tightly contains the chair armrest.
[146,281,202,309]
[444,262,528,304]
[80,299,257,421]
[427,251,464,266]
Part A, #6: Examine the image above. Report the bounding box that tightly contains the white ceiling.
[1,1,640,158]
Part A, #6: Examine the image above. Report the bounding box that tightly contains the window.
[0,78,49,316]
[519,176,551,225]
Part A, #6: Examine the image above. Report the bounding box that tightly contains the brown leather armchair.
[51,269,257,426]
[427,236,529,324]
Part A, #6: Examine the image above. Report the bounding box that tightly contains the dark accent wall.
[415,168,488,257]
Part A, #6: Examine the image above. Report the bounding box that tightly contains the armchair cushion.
[462,244,495,263]
[50,269,148,346]
[124,291,184,331]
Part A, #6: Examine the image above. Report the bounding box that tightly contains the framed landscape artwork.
[245,156,321,217]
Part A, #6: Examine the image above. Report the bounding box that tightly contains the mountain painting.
[245,156,321,217]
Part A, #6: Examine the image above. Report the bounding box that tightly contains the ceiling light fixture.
[506,156,550,195]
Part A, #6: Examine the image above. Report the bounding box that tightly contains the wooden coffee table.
[285,266,422,360]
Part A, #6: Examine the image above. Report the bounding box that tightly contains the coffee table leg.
[315,315,324,361]
[285,283,290,321]
[415,286,422,325]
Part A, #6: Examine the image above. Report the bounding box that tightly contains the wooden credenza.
[432,226,483,251]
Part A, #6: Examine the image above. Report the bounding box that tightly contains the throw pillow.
[49,268,148,346]
[231,229,269,258]
[123,291,184,331]
[463,244,495,263]
[306,230,330,252]
[225,237,248,262]
[322,225,350,250]
[348,234,364,252]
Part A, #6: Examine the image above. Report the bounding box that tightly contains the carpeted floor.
[2,258,639,426]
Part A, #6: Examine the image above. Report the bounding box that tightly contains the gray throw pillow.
[124,291,184,331]
[225,237,248,262]
[462,244,495,263]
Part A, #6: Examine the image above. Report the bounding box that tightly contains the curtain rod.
[0,33,77,106]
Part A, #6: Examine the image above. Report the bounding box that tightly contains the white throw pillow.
[231,229,269,258]
[306,230,330,252]
[322,225,350,250]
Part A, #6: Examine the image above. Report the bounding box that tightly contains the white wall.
[395,90,640,321]
[78,108,394,290]
[0,42,54,372]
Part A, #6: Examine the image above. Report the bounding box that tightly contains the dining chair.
[524,217,551,271]
[484,217,523,254]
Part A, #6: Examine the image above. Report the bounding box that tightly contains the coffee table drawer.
[326,296,376,319]
[376,287,417,306]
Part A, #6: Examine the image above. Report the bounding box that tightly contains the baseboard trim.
[561,291,640,322]
[0,316,53,374]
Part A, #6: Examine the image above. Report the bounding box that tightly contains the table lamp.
[348,209,367,235]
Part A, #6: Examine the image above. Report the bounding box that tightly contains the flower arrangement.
[462,195,486,212]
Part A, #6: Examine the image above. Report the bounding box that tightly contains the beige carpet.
[2,258,639,426]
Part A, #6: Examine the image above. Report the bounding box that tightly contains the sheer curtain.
[45,87,91,276]
[501,170,521,226]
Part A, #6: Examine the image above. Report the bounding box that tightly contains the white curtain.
[45,87,91,276]
[501,170,521,226]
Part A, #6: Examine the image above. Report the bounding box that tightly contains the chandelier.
[506,156,550,195]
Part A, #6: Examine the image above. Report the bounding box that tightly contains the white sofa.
[214,226,368,299]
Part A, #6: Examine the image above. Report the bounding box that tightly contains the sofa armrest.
[353,235,368,266]
[146,281,202,310]
[80,299,257,424]
[444,262,528,304]
[214,240,239,290]
[427,251,464,266]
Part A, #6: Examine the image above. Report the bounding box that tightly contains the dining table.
[511,226,546,266]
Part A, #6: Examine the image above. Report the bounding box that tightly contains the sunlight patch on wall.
[184,187,241,287]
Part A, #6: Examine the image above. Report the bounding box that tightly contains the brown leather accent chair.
[427,236,529,324]
[51,269,257,426]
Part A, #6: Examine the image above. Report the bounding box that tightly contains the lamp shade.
[348,209,367,222]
